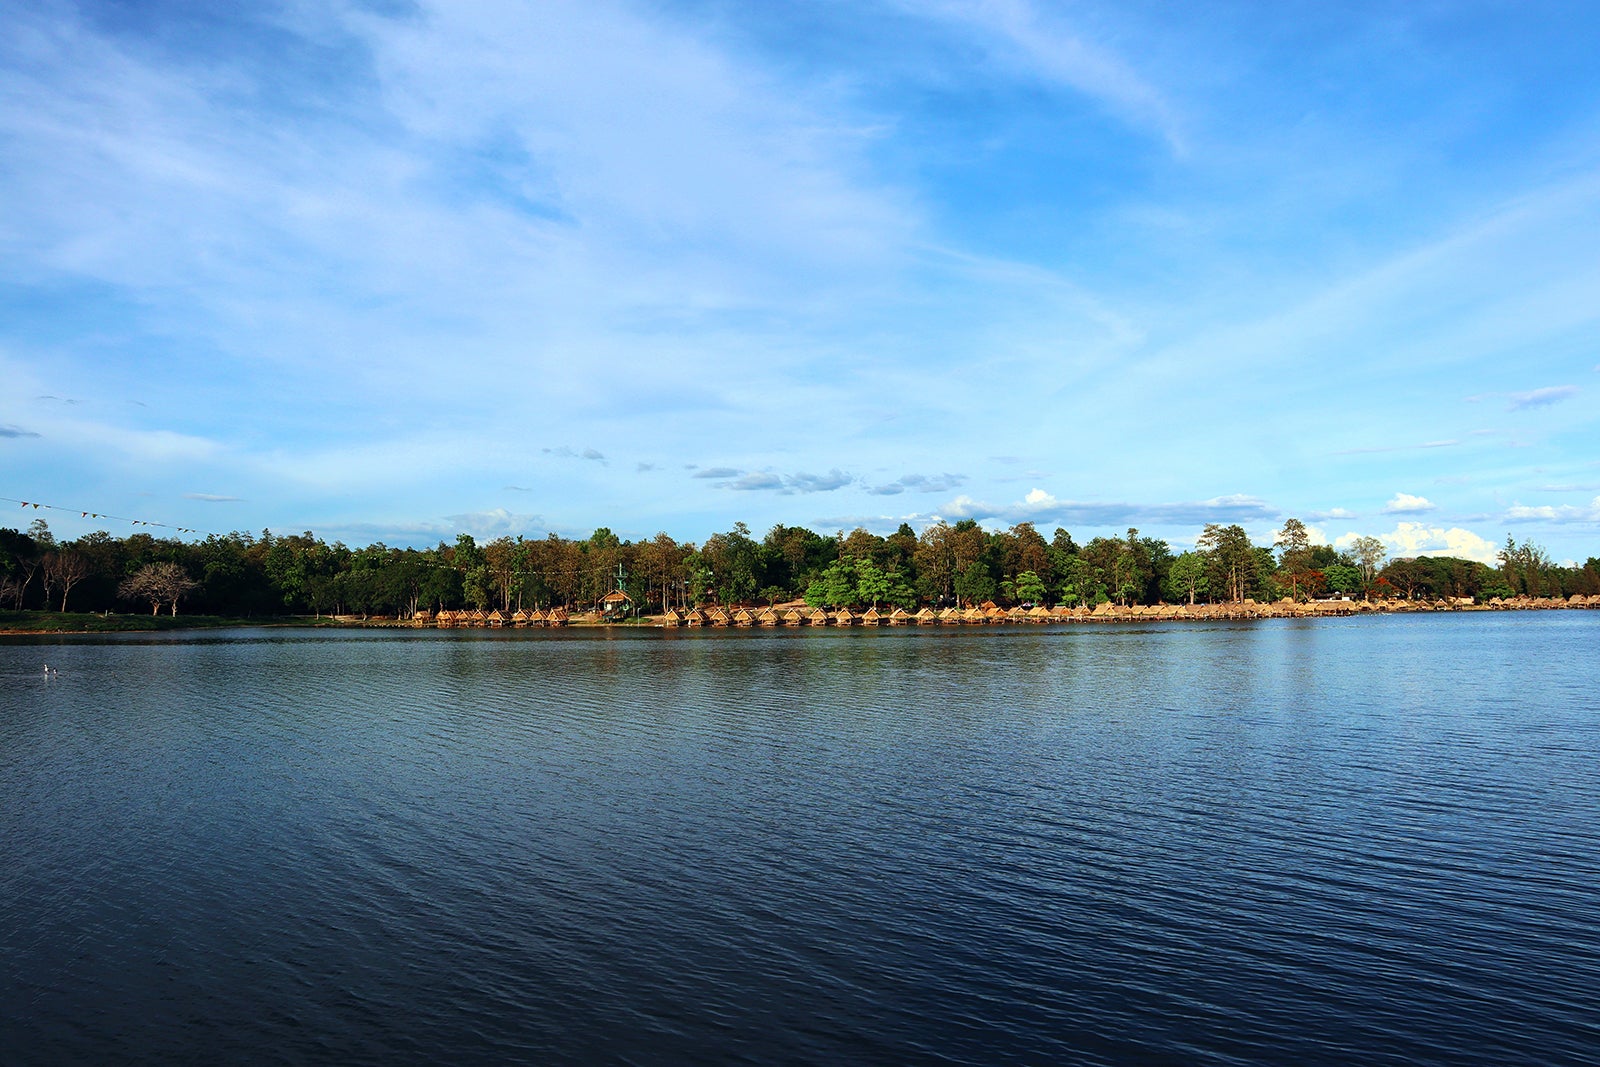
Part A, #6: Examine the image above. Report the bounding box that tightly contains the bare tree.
[120,562,200,616]
[42,551,92,612]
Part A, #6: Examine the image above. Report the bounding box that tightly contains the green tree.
[954,560,996,606]
[1165,551,1208,605]
[854,557,890,609]
[1013,570,1047,605]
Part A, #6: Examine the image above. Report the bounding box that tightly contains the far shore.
[5,593,1596,636]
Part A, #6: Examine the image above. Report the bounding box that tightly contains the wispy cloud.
[1506,385,1579,411]
[702,468,854,494]
[1382,492,1437,514]
[865,472,967,496]
[940,488,1278,528]
[1333,440,1458,456]
[904,0,1183,150]
[544,446,607,463]
[0,425,42,438]
[185,492,242,502]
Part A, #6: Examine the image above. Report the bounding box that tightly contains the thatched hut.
[486,609,508,628]
[661,607,683,628]
[546,607,569,627]
[782,607,805,626]
[707,606,732,628]
[1028,605,1052,622]
[962,607,986,624]
[732,607,756,627]
[832,608,858,627]
[434,609,455,628]
[860,607,883,627]
[685,607,708,627]
[413,608,434,627]
[915,607,938,625]
[756,607,779,627]
[939,607,962,624]
[806,607,830,626]
[889,607,911,626]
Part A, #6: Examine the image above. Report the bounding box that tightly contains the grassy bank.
[0,611,299,634]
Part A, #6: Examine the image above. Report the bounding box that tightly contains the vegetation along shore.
[3,516,1596,633]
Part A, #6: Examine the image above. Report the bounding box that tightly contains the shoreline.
[5,594,1595,636]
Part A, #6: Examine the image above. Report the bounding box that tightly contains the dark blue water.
[3,614,1599,1065]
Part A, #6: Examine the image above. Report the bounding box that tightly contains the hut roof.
[601,590,632,604]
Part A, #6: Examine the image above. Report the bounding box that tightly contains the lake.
[3,614,1599,1064]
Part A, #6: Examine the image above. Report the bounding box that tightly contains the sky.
[3,0,1599,565]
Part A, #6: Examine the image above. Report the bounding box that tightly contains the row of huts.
[413,593,1599,629]
[420,608,571,628]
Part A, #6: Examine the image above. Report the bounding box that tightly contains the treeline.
[2,517,1596,619]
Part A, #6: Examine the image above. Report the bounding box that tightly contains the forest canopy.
[2,518,1594,619]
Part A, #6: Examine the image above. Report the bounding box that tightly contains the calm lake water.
[3,614,1599,1065]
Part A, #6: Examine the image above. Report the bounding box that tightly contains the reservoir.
[3,614,1598,1064]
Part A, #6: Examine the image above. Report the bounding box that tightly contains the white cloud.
[1506,385,1579,411]
[1505,496,1600,523]
[1309,507,1356,520]
[1383,492,1437,514]
[1337,522,1499,565]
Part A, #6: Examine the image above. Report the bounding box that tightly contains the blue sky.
[3,0,1599,564]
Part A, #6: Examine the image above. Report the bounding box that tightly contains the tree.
[1350,535,1387,589]
[854,557,890,609]
[119,562,200,615]
[1198,524,1254,603]
[805,559,856,608]
[1165,551,1208,605]
[1013,570,1047,605]
[1274,518,1314,600]
[954,560,996,606]
[42,551,92,612]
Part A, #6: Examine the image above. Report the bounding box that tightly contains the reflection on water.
[4,615,1600,1064]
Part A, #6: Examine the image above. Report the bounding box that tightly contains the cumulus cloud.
[1506,385,1578,411]
[1382,492,1436,514]
[1504,496,1600,523]
[1335,523,1500,565]
[1309,507,1356,520]
[865,472,966,496]
[442,508,547,539]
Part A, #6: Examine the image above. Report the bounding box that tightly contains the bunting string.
[1,495,215,537]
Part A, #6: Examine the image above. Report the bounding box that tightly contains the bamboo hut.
[661,607,683,628]
[888,607,911,626]
[915,607,938,625]
[465,608,487,627]
[939,607,962,624]
[1028,605,1052,622]
[962,607,986,624]
[546,607,569,627]
[782,607,805,626]
[860,607,883,627]
[832,608,858,627]
[732,607,756,627]
[706,606,732,628]
[486,609,508,628]
[435,609,455,628]
[756,607,779,627]
[1007,605,1029,623]
[511,608,531,627]
[685,607,708,627]
[413,608,434,627]
[806,607,830,626]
